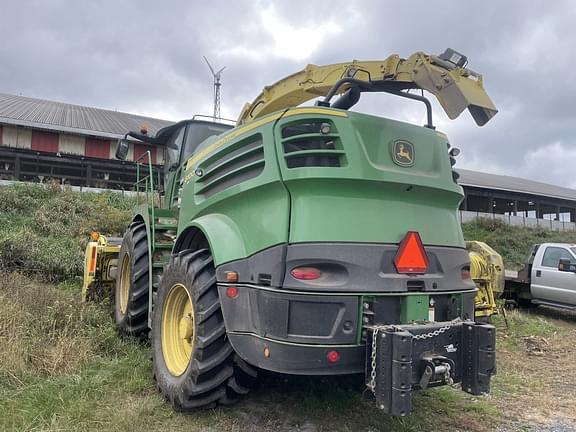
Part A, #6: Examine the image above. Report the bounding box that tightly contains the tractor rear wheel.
[152,249,256,410]
[114,221,150,337]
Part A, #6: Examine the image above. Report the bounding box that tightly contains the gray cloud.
[1,0,574,187]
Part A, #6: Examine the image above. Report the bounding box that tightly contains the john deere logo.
[392,140,414,167]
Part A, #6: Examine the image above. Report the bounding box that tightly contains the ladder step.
[154,243,174,250]
[153,208,177,218]
[152,262,166,269]
[155,224,177,230]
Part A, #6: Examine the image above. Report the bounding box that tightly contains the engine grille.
[281,120,346,168]
[195,134,265,198]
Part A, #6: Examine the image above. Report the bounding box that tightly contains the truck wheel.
[114,221,150,337]
[152,249,256,410]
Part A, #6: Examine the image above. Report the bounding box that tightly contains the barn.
[0,93,172,190]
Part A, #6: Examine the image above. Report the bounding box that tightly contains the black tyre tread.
[195,322,226,348]
[235,355,258,379]
[114,221,150,337]
[153,248,256,410]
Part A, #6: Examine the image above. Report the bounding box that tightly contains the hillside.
[1,184,576,431]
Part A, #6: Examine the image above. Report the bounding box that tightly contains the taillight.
[461,268,471,280]
[226,287,238,298]
[327,350,340,363]
[394,231,429,274]
[291,267,322,280]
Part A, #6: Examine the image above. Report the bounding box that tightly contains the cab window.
[541,247,574,268]
[181,122,232,162]
[165,127,186,172]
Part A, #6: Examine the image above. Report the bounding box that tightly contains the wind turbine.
[203,56,226,119]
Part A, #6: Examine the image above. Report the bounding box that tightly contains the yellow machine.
[82,233,121,302]
[466,241,505,319]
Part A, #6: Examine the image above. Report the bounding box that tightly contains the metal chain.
[367,318,461,394]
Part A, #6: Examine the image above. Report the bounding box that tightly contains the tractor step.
[155,224,177,230]
[152,262,167,269]
[153,208,178,218]
[154,243,174,250]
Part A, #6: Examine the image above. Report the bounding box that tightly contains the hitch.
[366,321,496,416]
[418,355,454,390]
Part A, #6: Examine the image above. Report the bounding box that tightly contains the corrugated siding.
[133,143,156,164]
[59,134,85,155]
[31,130,59,152]
[85,137,111,159]
[2,127,32,149]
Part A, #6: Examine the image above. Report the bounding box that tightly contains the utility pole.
[203,56,226,119]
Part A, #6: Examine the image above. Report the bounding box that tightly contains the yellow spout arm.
[238,50,497,127]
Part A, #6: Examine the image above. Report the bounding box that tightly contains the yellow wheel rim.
[162,283,194,376]
[118,254,131,314]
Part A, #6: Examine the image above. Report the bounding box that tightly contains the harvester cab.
[84,48,498,416]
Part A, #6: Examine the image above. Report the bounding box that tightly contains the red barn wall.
[31,131,59,152]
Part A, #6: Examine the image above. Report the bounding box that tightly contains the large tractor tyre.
[152,249,257,410]
[114,221,150,337]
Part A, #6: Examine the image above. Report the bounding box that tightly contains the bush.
[0,184,135,281]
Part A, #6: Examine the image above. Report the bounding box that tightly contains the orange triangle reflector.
[394,231,429,274]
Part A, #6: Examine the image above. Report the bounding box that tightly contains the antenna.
[203,56,226,119]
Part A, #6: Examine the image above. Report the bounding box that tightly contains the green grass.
[0,272,503,432]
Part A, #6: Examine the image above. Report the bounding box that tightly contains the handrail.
[135,151,155,250]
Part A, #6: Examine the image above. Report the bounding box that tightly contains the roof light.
[291,267,322,280]
[394,231,429,274]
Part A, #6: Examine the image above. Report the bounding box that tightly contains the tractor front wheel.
[152,249,256,409]
[114,221,150,337]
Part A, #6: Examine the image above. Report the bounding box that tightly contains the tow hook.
[418,355,455,389]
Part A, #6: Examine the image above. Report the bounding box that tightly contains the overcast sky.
[1,0,575,188]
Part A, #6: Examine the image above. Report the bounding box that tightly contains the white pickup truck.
[505,243,576,310]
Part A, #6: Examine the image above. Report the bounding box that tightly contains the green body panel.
[401,295,429,323]
[176,107,465,266]
[276,111,464,246]
[178,120,290,266]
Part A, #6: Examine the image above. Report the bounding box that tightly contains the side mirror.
[115,139,130,160]
[558,258,576,273]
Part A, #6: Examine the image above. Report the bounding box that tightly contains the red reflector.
[461,269,471,280]
[291,267,322,280]
[327,350,340,363]
[226,287,238,298]
[394,231,429,274]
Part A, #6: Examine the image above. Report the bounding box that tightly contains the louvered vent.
[195,134,265,198]
[281,121,346,168]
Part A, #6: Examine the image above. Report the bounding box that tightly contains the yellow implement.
[238,49,497,126]
[466,241,505,319]
[82,232,122,302]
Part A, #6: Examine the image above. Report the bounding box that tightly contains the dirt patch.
[492,307,576,430]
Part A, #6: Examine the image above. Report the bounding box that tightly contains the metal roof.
[458,168,576,203]
[0,93,173,139]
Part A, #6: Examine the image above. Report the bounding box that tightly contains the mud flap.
[366,321,496,416]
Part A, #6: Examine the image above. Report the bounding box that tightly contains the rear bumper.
[228,333,366,375]
[218,283,477,374]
